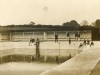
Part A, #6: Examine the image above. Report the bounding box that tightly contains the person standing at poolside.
[55,34,58,43]
[35,38,40,59]
[69,38,71,45]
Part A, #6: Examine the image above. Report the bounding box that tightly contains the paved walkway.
[40,45,100,75]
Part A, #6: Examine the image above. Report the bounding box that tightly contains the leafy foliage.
[95,19,100,28]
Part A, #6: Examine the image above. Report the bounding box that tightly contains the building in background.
[0,25,92,42]
[92,28,100,41]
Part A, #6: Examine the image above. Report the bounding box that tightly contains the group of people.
[29,38,40,59]
[29,38,40,46]
[54,32,82,43]
[78,39,94,49]
[29,36,94,49]
[54,33,94,47]
[83,39,94,47]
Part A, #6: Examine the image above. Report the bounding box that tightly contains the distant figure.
[67,33,69,37]
[67,33,70,40]
[75,33,78,41]
[55,34,58,43]
[90,41,94,47]
[83,39,86,46]
[87,39,90,45]
[78,33,80,41]
[29,38,35,46]
[78,43,83,49]
[69,38,71,45]
[35,38,40,59]
[78,33,80,38]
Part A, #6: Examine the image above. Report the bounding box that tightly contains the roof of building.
[0,25,91,32]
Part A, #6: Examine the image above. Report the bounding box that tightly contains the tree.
[62,20,80,30]
[95,19,100,28]
[63,20,79,27]
[69,20,79,27]
[91,22,95,26]
[80,20,89,26]
[29,21,35,25]
[63,22,70,26]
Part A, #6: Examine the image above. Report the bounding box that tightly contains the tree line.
[1,19,100,30]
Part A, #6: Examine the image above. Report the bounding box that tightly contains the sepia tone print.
[0,0,100,75]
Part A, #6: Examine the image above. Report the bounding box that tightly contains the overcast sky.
[0,0,100,25]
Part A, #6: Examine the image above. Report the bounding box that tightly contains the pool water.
[0,62,58,75]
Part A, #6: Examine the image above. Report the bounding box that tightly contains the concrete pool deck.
[40,42,100,75]
[0,41,86,57]
[0,41,95,75]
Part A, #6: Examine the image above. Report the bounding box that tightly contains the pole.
[59,43,60,57]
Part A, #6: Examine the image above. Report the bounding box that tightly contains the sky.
[0,0,100,25]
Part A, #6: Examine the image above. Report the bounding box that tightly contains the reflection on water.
[0,62,58,75]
